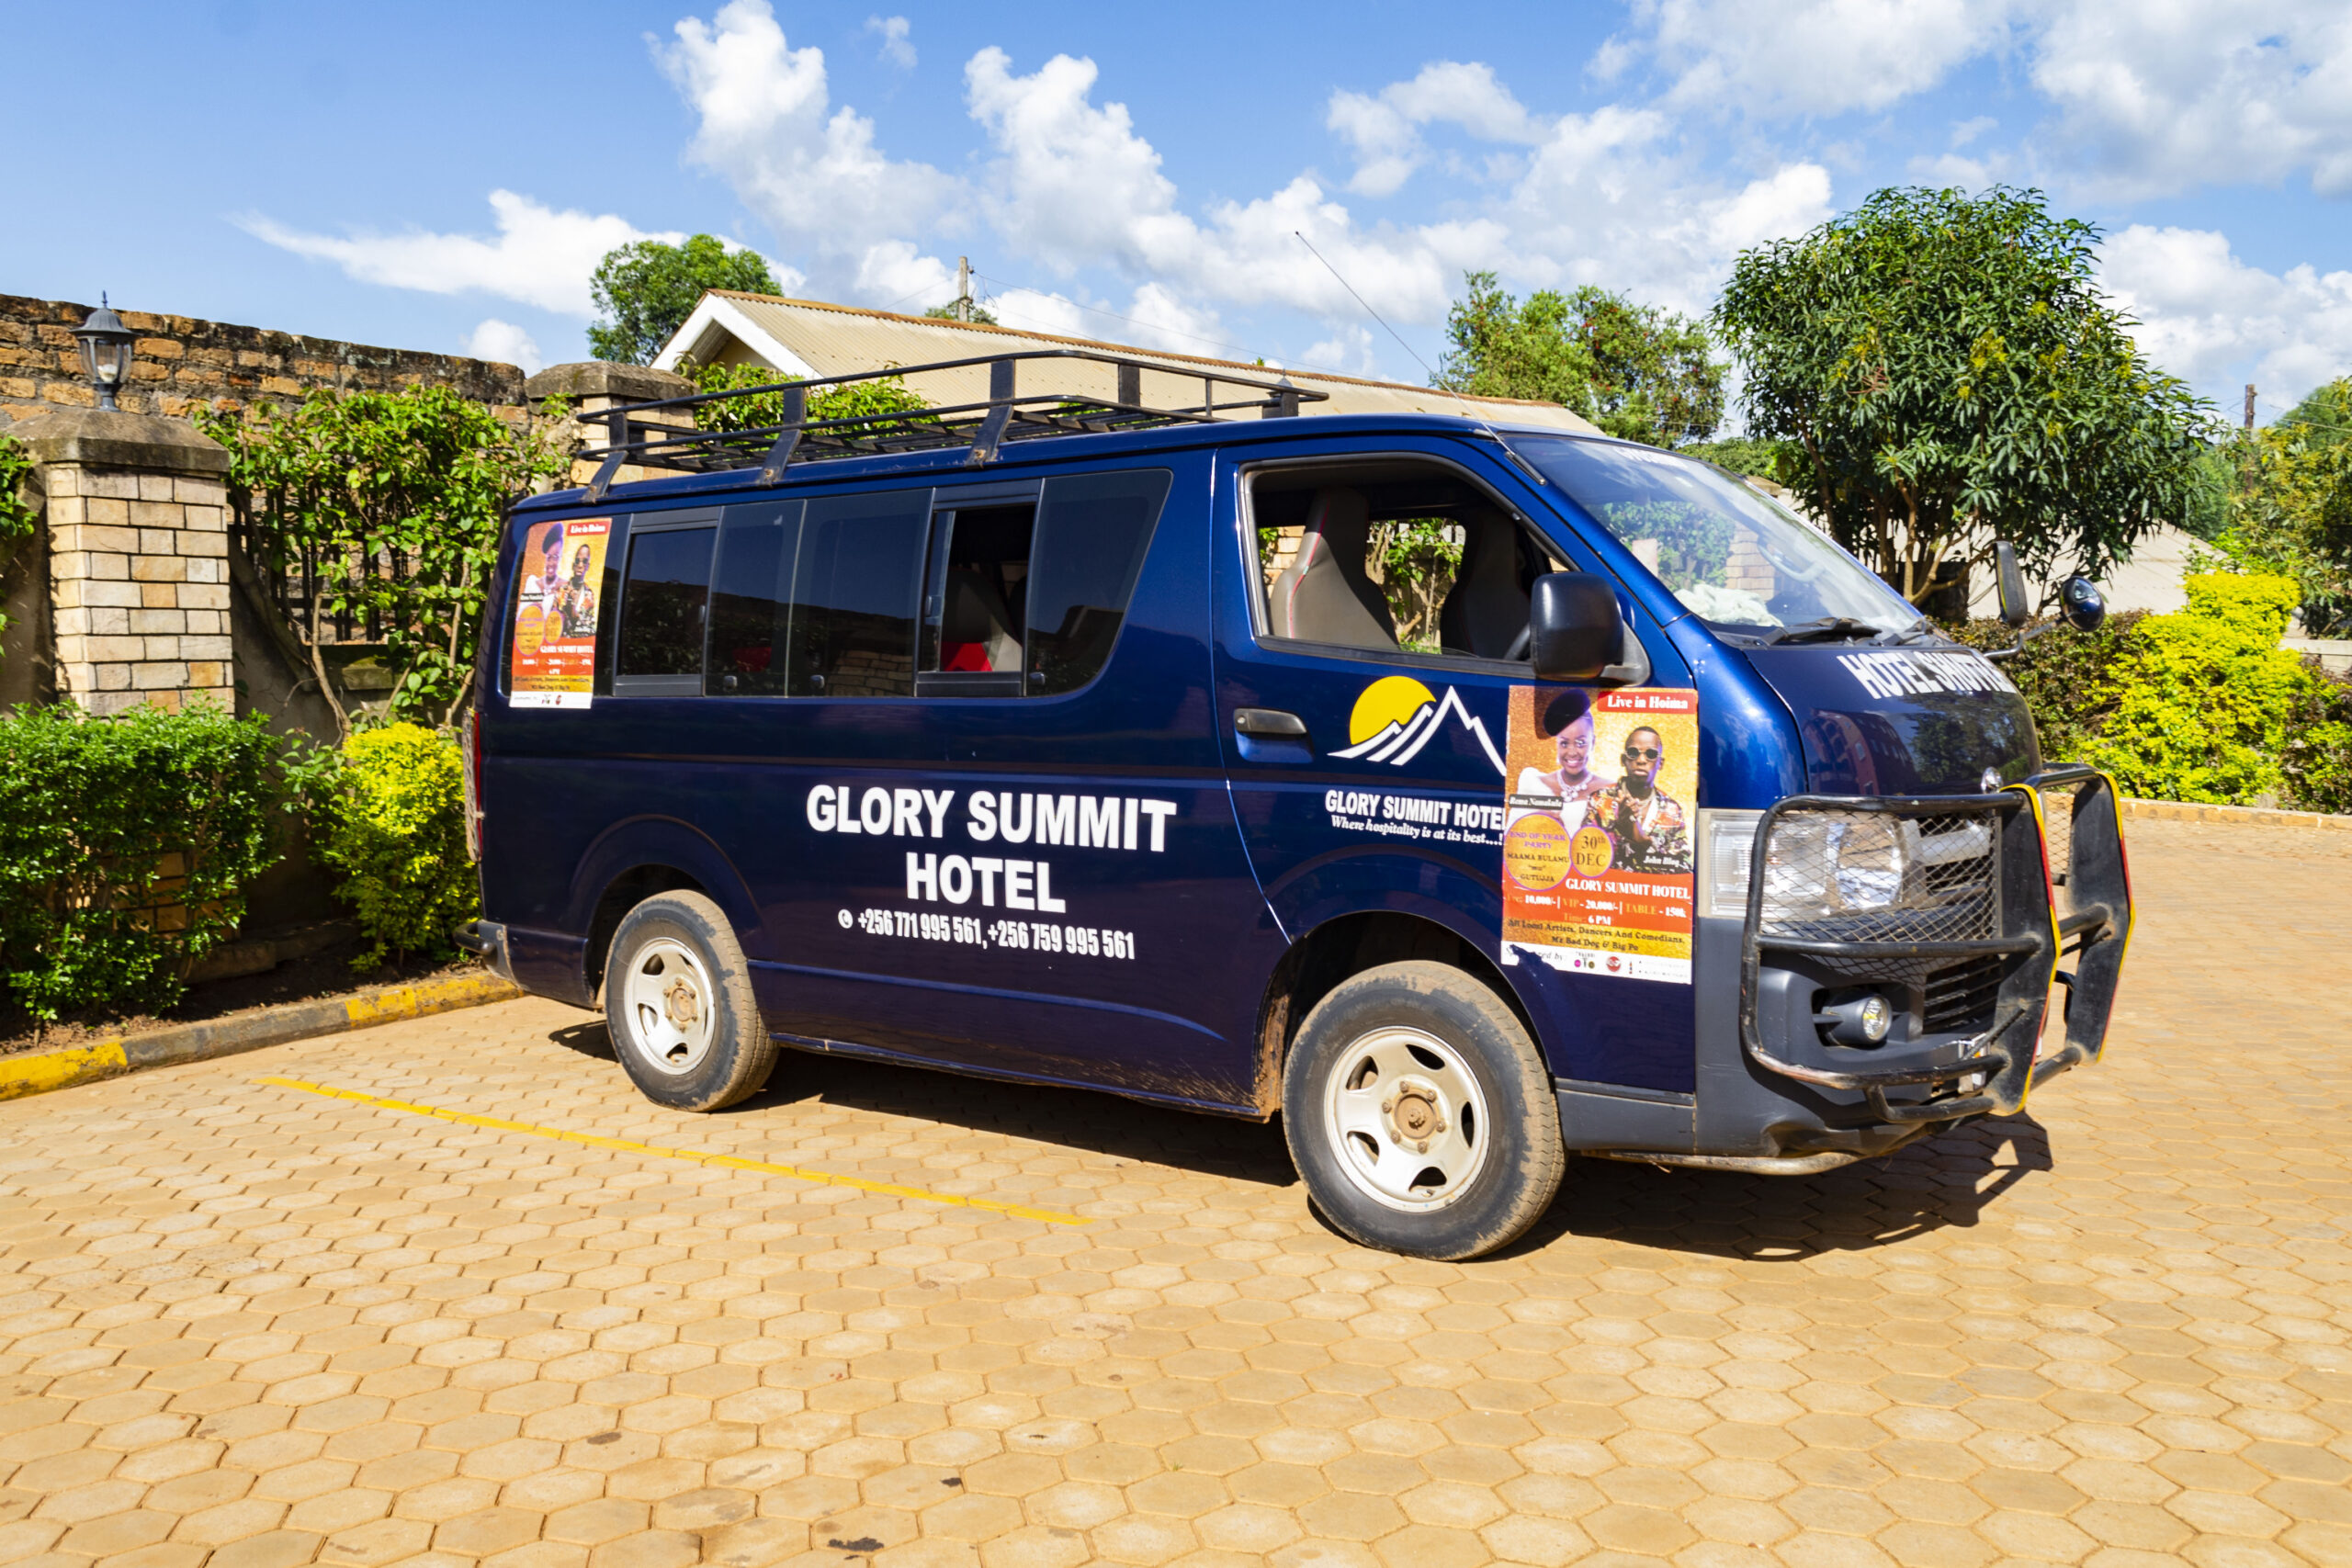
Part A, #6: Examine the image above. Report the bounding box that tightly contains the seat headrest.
[943,568,1014,644]
[1304,487,1372,543]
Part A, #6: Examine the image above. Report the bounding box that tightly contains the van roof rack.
[578,348,1329,502]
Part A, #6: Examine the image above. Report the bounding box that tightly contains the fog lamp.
[1818,993,1893,1046]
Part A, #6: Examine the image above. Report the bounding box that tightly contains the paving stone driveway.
[0,817,2346,1568]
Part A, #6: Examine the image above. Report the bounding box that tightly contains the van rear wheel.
[1283,961,1564,1260]
[604,891,775,1111]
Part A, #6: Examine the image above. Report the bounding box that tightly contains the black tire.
[1282,960,1564,1260]
[603,890,775,1111]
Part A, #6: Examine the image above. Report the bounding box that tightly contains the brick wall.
[0,293,526,425]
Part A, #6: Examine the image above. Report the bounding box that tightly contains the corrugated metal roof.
[690,291,1601,434]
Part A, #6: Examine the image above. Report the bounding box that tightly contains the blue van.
[463,349,2132,1261]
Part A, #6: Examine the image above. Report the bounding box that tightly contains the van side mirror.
[2060,576,2105,632]
[1994,542,2029,627]
[1529,572,1623,682]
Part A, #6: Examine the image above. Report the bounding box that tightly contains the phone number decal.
[843,908,1137,961]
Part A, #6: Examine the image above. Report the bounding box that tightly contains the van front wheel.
[1283,961,1564,1260]
[604,891,775,1111]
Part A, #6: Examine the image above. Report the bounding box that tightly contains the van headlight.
[1700,808,1935,923]
[1760,813,1922,923]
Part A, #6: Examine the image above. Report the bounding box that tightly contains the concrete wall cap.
[526,361,693,403]
[7,408,231,476]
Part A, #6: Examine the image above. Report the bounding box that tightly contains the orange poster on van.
[509,518,610,709]
[1499,685,1699,984]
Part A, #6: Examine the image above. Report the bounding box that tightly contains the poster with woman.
[1500,685,1700,983]
[510,518,610,708]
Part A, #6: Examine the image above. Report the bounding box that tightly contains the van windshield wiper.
[1757,616,1890,646]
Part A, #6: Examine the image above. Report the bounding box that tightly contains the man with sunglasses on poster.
[1582,725,1691,874]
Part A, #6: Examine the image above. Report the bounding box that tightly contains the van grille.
[1923,955,2005,1033]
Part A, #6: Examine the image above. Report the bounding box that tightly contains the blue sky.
[8,0,2349,424]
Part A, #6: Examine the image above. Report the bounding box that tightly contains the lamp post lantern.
[73,295,136,412]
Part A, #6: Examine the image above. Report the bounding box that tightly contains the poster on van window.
[509,518,610,708]
[1500,686,1699,984]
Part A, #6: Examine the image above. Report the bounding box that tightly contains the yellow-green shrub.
[2086,573,2310,804]
[305,723,476,967]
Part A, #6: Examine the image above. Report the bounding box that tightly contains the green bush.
[0,703,283,1019]
[1943,610,2146,762]
[301,723,477,968]
[2085,573,2309,804]
[2282,664,2352,813]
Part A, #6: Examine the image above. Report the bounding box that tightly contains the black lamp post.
[73,295,136,412]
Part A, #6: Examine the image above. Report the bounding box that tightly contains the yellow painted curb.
[254,1076,1091,1227]
[0,1038,130,1100]
[0,970,522,1105]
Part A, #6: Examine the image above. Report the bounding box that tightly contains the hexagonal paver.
[0,818,2343,1568]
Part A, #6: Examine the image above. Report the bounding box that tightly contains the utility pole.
[956,257,972,323]
[2245,383,2256,431]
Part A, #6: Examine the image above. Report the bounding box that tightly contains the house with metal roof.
[652,289,1600,434]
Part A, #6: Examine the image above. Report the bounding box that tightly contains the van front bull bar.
[1735,768,2131,1124]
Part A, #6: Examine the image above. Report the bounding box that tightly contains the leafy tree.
[197,386,572,736]
[925,300,1001,326]
[589,235,781,366]
[1713,186,2213,606]
[2217,378,2352,630]
[1680,436,1784,481]
[0,431,34,644]
[677,358,933,435]
[1438,272,1725,447]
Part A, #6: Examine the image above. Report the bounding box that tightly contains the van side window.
[925,503,1034,689]
[1251,460,1561,661]
[705,501,804,696]
[786,490,930,698]
[1027,469,1172,694]
[615,526,716,679]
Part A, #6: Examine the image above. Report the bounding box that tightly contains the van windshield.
[1520,436,1925,638]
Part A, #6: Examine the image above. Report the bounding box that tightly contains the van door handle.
[1233,707,1307,738]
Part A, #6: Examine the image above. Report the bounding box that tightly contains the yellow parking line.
[254,1076,1090,1226]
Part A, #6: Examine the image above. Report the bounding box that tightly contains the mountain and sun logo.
[1331,675,1507,774]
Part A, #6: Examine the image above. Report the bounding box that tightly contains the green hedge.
[0,703,284,1019]
[1949,571,2351,810]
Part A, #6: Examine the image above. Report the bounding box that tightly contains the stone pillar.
[526,361,695,489]
[7,409,232,715]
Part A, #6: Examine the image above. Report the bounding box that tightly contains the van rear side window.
[705,501,802,695]
[786,490,930,698]
[615,526,715,679]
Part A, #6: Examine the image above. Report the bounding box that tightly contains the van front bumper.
[1729,767,2126,1138]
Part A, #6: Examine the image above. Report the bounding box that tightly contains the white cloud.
[657,0,956,294]
[1503,108,1834,315]
[241,191,673,316]
[865,15,914,69]
[460,319,543,374]
[960,46,1822,341]
[1616,0,2352,198]
[2031,0,2352,198]
[1327,62,1542,197]
[1637,0,2017,118]
[1301,323,1379,378]
[988,288,1091,339]
[2101,224,2352,408]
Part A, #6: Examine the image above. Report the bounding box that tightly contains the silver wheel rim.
[1320,1025,1491,1212]
[621,938,717,1077]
